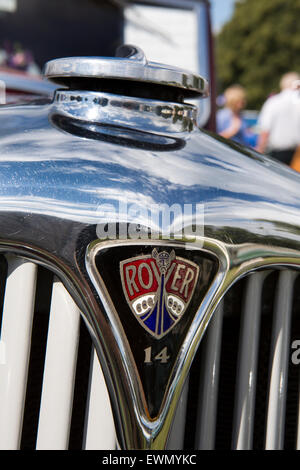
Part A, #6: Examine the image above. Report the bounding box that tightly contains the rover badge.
[120,249,199,339]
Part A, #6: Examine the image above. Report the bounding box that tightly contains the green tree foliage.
[216,0,300,110]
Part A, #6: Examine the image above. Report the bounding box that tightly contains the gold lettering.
[126,265,139,296]
[179,267,194,298]
[170,263,186,291]
[138,263,153,289]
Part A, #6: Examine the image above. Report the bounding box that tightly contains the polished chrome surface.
[115,44,147,62]
[43,47,209,98]
[1,77,300,448]
[0,71,57,96]
[53,90,197,134]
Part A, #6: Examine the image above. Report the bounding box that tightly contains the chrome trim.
[86,237,228,449]
[43,49,209,98]
[52,90,197,134]
[115,44,147,63]
[0,71,57,96]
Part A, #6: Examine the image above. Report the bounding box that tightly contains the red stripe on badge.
[165,259,198,303]
[122,258,160,301]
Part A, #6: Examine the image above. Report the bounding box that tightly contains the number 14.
[144,346,170,364]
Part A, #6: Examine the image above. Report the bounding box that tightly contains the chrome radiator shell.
[0,86,300,449]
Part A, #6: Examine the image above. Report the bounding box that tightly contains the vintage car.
[0,1,300,453]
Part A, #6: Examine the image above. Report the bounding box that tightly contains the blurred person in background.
[217,85,256,147]
[256,72,300,165]
[0,41,40,75]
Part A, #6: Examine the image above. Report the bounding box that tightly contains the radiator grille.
[1,254,300,450]
[179,269,300,450]
[0,255,115,450]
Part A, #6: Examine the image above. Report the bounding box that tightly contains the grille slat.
[167,376,190,450]
[83,348,116,450]
[0,255,116,450]
[195,300,224,450]
[232,272,266,450]
[265,270,297,449]
[297,381,300,449]
[0,257,37,450]
[36,278,80,450]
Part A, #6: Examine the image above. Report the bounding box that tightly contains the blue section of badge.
[126,262,187,337]
[142,296,175,336]
[143,307,157,334]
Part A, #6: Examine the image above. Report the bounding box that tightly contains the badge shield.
[120,248,199,339]
[91,242,220,419]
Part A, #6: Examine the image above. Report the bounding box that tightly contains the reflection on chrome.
[0,53,300,449]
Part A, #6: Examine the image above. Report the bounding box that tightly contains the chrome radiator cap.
[43,45,209,99]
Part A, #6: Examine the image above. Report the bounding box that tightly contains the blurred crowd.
[217,72,300,170]
[0,41,40,75]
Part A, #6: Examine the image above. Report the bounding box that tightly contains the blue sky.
[210,0,236,32]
